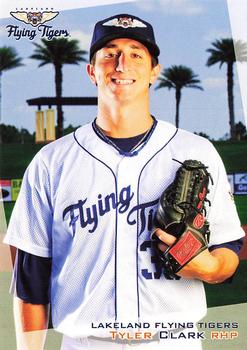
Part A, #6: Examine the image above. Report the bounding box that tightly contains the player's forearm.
[207,248,240,283]
[14,297,49,350]
[178,248,240,283]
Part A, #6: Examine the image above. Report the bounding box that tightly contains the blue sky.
[0,0,246,140]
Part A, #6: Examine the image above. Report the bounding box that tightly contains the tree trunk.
[227,62,235,139]
[55,64,63,139]
[175,88,181,128]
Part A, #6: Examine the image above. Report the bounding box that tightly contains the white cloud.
[166,0,204,15]
[69,30,91,51]
[135,0,204,15]
[135,1,154,12]
[203,77,226,88]
[203,29,232,43]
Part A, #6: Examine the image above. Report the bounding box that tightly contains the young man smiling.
[87,38,160,137]
[4,13,244,350]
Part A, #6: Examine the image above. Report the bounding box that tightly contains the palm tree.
[30,38,87,138]
[206,38,247,139]
[155,65,203,128]
[0,46,23,143]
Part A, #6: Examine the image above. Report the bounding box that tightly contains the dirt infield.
[240,225,247,260]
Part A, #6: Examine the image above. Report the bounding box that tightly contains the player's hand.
[154,228,221,283]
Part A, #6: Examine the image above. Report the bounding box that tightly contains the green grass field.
[236,195,247,224]
[0,143,44,178]
[1,140,247,178]
[212,140,247,173]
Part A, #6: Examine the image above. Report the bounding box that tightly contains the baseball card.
[0,1,247,349]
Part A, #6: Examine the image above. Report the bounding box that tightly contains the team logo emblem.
[10,11,59,27]
[103,17,147,28]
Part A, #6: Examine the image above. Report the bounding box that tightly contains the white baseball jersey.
[4,120,244,338]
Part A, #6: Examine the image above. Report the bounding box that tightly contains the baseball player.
[4,13,245,350]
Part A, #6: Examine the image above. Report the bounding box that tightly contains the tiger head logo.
[103,16,147,29]
[27,12,43,26]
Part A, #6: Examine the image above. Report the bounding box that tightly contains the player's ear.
[150,63,161,85]
[87,64,97,85]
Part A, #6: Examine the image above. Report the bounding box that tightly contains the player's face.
[87,38,160,102]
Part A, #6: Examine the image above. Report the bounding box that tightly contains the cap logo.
[103,17,147,29]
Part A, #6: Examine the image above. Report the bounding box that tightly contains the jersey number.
[140,240,162,280]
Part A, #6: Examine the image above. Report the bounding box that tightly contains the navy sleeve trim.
[209,238,244,256]
[16,249,52,305]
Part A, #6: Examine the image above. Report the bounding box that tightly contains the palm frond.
[206,38,237,67]
[0,46,23,72]
[156,65,203,91]
[30,38,88,66]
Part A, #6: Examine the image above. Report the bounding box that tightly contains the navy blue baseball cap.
[89,14,160,62]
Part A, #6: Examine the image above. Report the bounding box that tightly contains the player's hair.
[90,53,159,68]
